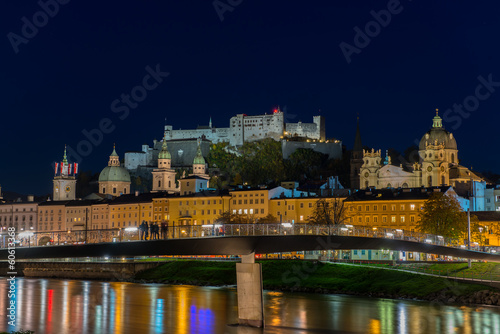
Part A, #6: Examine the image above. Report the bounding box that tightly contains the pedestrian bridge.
[3,224,499,328]
[1,223,497,261]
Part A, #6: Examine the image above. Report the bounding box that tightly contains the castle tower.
[53,146,77,200]
[98,145,131,196]
[350,117,363,189]
[418,110,457,187]
[152,134,178,193]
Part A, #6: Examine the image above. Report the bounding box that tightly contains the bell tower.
[53,146,77,200]
[152,132,178,193]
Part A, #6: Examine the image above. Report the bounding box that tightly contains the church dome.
[193,140,205,165]
[98,146,131,183]
[98,166,131,183]
[418,113,457,150]
[158,140,171,160]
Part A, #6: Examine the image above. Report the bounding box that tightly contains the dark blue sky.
[1,1,500,195]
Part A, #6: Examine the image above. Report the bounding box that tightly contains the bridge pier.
[236,252,264,327]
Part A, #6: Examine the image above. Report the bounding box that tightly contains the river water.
[0,278,499,333]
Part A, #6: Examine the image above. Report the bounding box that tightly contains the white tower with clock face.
[53,146,77,201]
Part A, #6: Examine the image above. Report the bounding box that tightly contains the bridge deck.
[3,235,500,262]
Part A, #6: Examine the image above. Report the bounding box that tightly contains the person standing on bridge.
[161,222,168,239]
[149,223,154,240]
[139,221,145,240]
[144,221,149,240]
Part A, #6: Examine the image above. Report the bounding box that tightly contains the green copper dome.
[158,140,171,159]
[193,143,205,165]
[98,166,131,182]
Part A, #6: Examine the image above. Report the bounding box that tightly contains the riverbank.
[134,260,500,306]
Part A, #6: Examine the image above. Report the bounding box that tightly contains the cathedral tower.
[53,146,77,201]
[192,139,209,179]
[152,133,178,193]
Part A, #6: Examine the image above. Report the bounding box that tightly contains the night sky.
[1,1,500,195]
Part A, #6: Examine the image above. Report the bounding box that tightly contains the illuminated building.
[53,146,77,201]
[98,145,131,196]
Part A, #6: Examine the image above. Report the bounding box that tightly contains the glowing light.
[386,233,393,237]
[425,239,432,243]
[281,223,292,228]
[124,227,138,232]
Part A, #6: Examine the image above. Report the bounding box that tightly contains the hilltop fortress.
[163,109,325,146]
[125,109,340,172]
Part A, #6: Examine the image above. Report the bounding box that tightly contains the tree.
[215,211,245,224]
[258,214,278,224]
[417,192,468,239]
[309,197,351,225]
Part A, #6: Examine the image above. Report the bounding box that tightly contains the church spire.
[62,145,68,164]
[158,132,171,160]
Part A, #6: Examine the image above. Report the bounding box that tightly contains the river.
[0,278,499,333]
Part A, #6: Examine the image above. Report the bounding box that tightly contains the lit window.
[391,216,396,223]
[410,204,415,210]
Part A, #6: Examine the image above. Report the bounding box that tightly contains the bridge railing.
[0,223,495,254]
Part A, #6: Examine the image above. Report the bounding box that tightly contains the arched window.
[402,183,409,188]
[365,181,369,188]
[387,183,392,188]
[428,176,432,187]
[441,175,445,185]
[168,180,171,188]
[451,153,455,163]
[123,188,127,194]
[158,180,161,187]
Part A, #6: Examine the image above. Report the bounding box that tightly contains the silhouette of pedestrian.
[149,222,155,240]
[161,222,168,239]
[144,221,149,240]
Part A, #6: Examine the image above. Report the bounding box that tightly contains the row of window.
[233,193,265,197]
[0,216,34,222]
[0,208,35,212]
[352,215,418,223]
[232,209,266,215]
[179,209,222,216]
[353,204,420,212]
[233,199,265,205]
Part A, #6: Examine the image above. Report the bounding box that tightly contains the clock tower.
[53,146,77,201]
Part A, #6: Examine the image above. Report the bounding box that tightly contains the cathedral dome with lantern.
[418,112,457,151]
[98,146,131,196]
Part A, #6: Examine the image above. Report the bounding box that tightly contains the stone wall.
[0,261,162,280]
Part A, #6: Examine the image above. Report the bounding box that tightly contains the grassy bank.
[134,260,497,301]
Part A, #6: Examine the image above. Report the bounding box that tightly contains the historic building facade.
[354,112,483,190]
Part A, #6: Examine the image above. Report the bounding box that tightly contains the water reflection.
[0,278,498,333]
